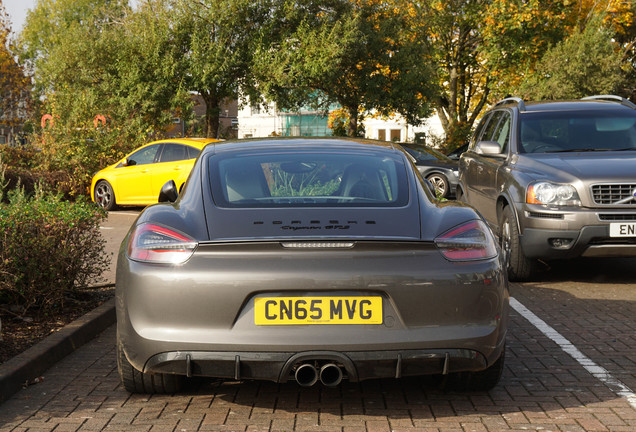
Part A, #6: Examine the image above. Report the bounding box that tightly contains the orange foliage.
[0,4,31,129]
[575,0,634,34]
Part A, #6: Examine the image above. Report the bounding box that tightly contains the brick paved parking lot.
[0,212,635,431]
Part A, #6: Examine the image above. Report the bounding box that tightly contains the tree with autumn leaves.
[415,0,635,150]
[255,0,634,145]
[0,1,30,144]
[166,0,270,139]
[419,0,572,149]
[17,0,269,188]
[518,1,635,101]
[17,0,162,190]
[6,0,636,180]
[253,0,436,137]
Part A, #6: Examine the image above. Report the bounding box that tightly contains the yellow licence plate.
[254,296,383,325]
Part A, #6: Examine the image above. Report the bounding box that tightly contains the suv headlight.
[526,181,581,206]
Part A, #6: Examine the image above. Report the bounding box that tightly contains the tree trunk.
[201,91,221,139]
[435,97,450,134]
[347,105,358,137]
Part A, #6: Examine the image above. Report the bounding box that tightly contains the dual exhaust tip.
[295,363,344,387]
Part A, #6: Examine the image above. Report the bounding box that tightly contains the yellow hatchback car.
[91,138,218,210]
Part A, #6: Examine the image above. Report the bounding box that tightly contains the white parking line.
[510,297,636,409]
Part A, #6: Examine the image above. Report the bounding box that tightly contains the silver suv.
[457,95,636,280]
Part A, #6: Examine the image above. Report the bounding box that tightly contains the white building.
[237,98,445,145]
[364,113,444,144]
[238,101,332,138]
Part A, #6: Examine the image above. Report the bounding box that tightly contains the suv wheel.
[499,206,534,281]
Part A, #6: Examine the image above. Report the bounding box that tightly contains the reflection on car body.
[116,137,508,393]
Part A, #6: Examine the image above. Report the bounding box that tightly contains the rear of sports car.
[116,139,508,393]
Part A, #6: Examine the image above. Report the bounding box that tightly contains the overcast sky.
[3,0,37,32]
[3,0,138,34]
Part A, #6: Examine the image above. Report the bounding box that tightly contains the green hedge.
[0,189,109,315]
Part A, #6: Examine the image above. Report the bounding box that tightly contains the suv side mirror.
[476,141,504,156]
[158,180,179,203]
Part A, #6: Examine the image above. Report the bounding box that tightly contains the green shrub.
[0,189,109,315]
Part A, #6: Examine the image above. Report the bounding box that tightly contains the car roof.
[492,98,636,114]
[522,100,636,113]
[200,137,403,155]
[146,137,219,149]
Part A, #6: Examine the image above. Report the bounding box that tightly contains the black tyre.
[117,340,183,394]
[426,173,450,198]
[94,180,117,211]
[442,347,505,392]
[499,205,535,281]
[464,347,506,391]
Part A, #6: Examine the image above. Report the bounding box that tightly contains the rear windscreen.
[208,150,409,207]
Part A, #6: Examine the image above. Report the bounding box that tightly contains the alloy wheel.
[427,174,448,198]
[95,182,113,209]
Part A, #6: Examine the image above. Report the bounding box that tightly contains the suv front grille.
[591,184,636,205]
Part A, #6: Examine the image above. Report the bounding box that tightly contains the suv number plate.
[609,223,636,237]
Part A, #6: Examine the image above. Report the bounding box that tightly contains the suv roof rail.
[494,97,525,111]
[582,95,636,109]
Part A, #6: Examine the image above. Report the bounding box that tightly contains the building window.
[390,129,401,142]
[0,135,6,145]
[251,104,261,115]
[378,129,386,141]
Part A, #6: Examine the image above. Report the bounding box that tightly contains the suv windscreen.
[209,151,409,208]
[520,110,636,154]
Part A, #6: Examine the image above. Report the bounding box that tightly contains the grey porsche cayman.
[116,138,508,393]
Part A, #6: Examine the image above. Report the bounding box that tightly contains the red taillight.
[127,223,197,264]
[434,220,498,261]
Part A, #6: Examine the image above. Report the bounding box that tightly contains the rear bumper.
[140,346,503,383]
[116,240,508,382]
